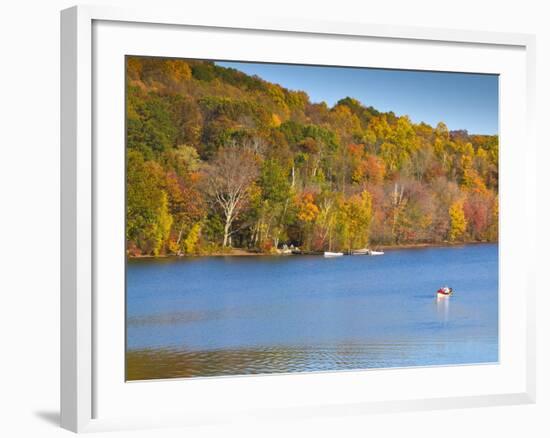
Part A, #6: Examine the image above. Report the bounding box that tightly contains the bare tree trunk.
[252,221,259,246]
[391,183,405,243]
[265,221,271,247]
[223,215,232,247]
[175,223,185,255]
[205,146,259,248]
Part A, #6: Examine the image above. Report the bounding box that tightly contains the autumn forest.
[126,57,498,257]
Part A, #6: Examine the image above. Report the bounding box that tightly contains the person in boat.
[437,286,453,295]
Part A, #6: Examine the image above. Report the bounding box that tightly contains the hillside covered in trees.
[126,57,498,256]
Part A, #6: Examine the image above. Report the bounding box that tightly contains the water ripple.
[127,340,497,380]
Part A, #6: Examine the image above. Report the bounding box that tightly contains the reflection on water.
[127,337,496,381]
[126,244,498,380]
[436,296,450,323]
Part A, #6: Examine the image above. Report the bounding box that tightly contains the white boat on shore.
[352,248,385,255]
[324,248,383,257]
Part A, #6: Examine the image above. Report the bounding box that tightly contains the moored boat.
[351,248,384,255]
[324,251,344,257]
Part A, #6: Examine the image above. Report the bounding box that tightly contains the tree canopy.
[126,57,498,256]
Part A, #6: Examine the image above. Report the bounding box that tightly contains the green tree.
[255,159,292,248]
[127,93,177,154]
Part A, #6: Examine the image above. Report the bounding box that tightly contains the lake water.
[126,244,498,380]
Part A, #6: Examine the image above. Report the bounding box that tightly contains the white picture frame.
[61,4,536,433]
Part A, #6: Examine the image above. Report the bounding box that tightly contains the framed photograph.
[61,5,536,433]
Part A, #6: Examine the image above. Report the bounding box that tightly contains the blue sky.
[216,61,499,135]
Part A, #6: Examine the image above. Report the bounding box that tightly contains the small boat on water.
[324,251,344,257]
[437,286,453,297]
[368,249,384,256]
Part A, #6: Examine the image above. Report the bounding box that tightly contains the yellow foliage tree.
[183,222,202,255]
[448,200,467,242]
[271,113,282,128]
[462,167,487,194]
[163,60,192,83]
[295,192,320,251]
[338,190,373,252]
[486,198,499,241]
[126,57,143,81]
[296,193,320,223]
[153,191,173,256]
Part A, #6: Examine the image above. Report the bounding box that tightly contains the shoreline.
[376,241,496,250]
[128,241,497,259]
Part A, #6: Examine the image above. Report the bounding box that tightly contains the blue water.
[126,244,498,379]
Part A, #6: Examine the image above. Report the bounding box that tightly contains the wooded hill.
[126,56,498,256]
